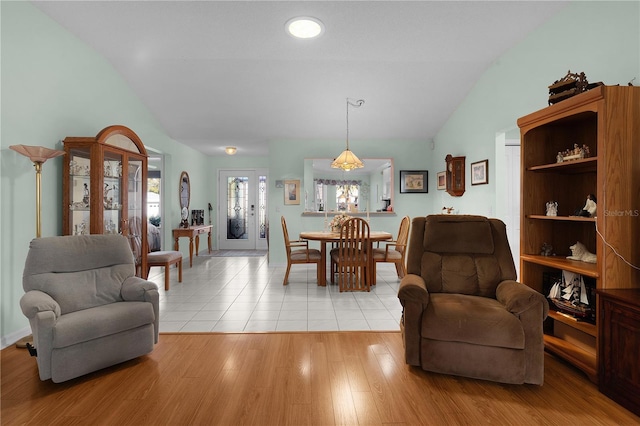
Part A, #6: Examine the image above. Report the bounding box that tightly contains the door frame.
[217,168,268,250]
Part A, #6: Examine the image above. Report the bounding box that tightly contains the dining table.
[299,230,392,286]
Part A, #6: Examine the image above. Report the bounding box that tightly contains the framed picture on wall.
[400,170,428,193]
[471,160,489,185]
[284,179,301,204]
[436,171,446,190]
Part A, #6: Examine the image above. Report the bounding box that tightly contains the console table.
[172,225,212,267]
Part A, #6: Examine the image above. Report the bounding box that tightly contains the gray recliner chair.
[398,215,549,385]
[20,235,159,383]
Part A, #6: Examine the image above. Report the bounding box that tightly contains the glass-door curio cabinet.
[63,125,148,276]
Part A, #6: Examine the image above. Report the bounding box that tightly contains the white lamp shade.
[331,148,364,171]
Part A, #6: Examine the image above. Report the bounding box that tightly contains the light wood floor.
[2,332,638,425]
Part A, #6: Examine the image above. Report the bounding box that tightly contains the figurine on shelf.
[546,201,558,216]
[103,183,111,208]
[540,242,553,256]
[567,241,597,263]
[83,183,90,207]
[556,143,591,163]
[573,194,597,217]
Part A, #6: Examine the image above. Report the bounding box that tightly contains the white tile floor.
[147,253,403,333]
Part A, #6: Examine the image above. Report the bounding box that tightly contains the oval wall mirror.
[179,171,190,212]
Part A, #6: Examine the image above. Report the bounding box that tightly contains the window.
[336,184,359,211]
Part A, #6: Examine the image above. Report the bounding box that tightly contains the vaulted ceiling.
[33,1,567,156]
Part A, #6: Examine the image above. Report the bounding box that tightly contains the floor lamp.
[9,144,65,238]
[10,145,65,349]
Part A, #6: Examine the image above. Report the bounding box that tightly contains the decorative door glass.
[258,175,267,239]
[226,176,249,240]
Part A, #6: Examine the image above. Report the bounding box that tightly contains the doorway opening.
[147,154,164,250]
[495,129,520,278]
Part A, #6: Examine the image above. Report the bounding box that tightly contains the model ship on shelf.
[548,270,593,319]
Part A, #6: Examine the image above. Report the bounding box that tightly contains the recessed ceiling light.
[286,17,324,39]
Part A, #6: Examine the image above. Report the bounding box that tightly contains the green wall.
[0,2,210,345]
[428,1,640,217]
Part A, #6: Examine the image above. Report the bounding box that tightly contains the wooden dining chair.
[129,217,182,291]
[330,217,371,292]
[371,215,410,285]
[281,216,322,285]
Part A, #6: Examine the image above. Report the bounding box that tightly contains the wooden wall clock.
[445,154,465,197]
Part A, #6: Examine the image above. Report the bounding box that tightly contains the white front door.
[218,170,268,250]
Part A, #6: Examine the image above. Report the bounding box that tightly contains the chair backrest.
[281,216,293,254]
[129,216,144,263]
[395,216,411,254]
[406,215,516,298]
[338,217,370,253]
[337,218,370,287]
[23,235,135,314]
[129,216,154,259]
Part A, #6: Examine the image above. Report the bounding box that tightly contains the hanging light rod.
[331,98,365,171]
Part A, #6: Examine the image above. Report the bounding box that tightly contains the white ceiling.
[33,1,567,157]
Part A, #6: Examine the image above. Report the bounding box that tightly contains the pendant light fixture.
[331,98,365,171]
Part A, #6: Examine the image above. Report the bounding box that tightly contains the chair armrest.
[121,276,159,302]
[288,240,308,248]
[496,280,549,319]
[122,276,160,344]
[20,290,61,320]
[20,291,59,380]
[378,239,397,248]
[397,274,429,366]
[496,280,549,385]
[384,243,396,256]
[398,274,430,305]
[289,240,316,260]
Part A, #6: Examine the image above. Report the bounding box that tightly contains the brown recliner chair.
[398,215,549,385]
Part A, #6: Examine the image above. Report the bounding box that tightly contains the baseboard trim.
[1,327,32,350]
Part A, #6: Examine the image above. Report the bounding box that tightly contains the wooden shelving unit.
[518,85,640,383]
